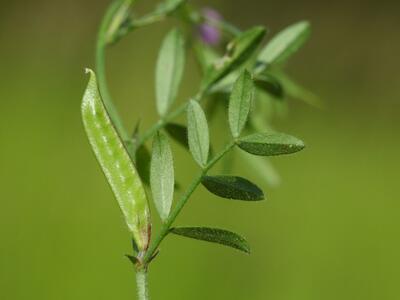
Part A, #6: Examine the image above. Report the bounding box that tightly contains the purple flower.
[199,8,222,45]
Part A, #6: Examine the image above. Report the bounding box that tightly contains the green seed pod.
[82,69,151,252]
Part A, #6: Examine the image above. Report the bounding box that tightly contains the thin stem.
[143,141,236,264]
[206,18,242,37]
[96,0,130,141]
[135,91,204,149]
[136,268,150,300]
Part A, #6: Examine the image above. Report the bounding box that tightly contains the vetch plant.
[82,0,316,299]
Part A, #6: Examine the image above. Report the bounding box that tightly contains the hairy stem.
[143,141,236,264]
[136,268,150,300]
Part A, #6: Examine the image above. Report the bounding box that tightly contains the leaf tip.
[256,25,268,35]
[292,137,306,152]
[299,20,311,28]
[85,68,94,76]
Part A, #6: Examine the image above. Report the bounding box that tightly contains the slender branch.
[143,141,236,264]
[96,0,130,141]
[135,91,204,149]
[136,268,150,300]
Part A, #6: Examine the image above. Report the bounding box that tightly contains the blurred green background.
[1,0,399,299]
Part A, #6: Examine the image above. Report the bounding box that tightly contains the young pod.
[82,69,151,252]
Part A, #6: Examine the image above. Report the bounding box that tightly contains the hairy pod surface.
[82,69,151,252]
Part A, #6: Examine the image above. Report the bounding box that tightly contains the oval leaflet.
[229,70,254,138]
[257,21,310,66]
[238,132,305,156]
[171,227,250,254]
[150,132,175,221]
[187,100,210,167]
[156,28,185,116]
[202,175,264,201]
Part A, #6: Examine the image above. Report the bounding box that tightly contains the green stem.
[135,91,204,149]
[96,0,130,141]
[207,18,242,37]
[136,268,150,300]
[143,141,236,264]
